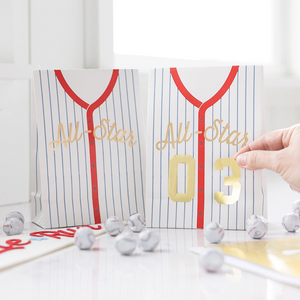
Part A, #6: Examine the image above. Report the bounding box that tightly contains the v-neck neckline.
[170,66,239,109]
[55,69,119,110]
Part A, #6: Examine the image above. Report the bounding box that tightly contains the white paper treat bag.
[146,66,267,230]
[31,69,145,229]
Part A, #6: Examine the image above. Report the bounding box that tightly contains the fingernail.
[290,185,300,193]
[237,154,246,167]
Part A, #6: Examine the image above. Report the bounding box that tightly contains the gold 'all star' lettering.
[48,121,82,151]
[156,121,192,151]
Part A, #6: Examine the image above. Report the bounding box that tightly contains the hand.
[234,124,300,193]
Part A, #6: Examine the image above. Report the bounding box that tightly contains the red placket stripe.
[55,70,119,225]
[196,66,239,228]
[170,66,239,228]
[197,110,205,228]
[86,70,119,224]
[87,115,101,223]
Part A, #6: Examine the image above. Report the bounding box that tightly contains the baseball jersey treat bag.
[31,69,145,229]
[146,66,267,230]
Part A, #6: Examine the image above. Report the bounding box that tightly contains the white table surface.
[0,170,300,300]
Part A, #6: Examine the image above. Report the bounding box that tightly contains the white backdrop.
[0,0,299,213]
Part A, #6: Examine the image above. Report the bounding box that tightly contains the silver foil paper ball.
[74,227,95,250]
[3,217,24,236]
[128,213,146,233]
[115,233,136,255]
[199,248,224,272]
[105,216,125,236]
[204,222,224,244]
[282,213,300,232]
[138,230,160,251]
[246,215,268,239]
[292,200,300,216]
[5,211,25,224]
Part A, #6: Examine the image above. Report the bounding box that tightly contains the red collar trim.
[54,70,119,110]
[170,66,239,109]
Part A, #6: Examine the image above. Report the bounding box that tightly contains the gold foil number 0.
[168,155,195,202]
[214,158,241,205]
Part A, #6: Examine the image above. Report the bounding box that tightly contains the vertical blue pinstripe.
[159,69,164,228]
[111,89,124,220]
[34,128,38,216]
[262,187,265,216]
[80,107,91,224]
[46,71,59,227]
[55,76,68,226]
[227,88,230,229]
[72,101,83,224]
[244,66,247,230]
[118,74,131,216]
[253,66,256,215]
[124,70,138,213]
[131,70,145,216]
[151,70,156,227]
[219,98,222,224]
[105,100,116,216]
[191,105,195,228]
[64,91,76,225]
[236,70,239,230]
[39,71,52,228]
[175,88,179,228]
[183,97,187,229]
[167,72,171,228]
[211,105,214,222]
[98,108,109,218]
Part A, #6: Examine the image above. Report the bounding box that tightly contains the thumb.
[236,150,281,172]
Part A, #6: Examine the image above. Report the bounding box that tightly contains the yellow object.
[168,154,195,202]
[211,238,300,279]
[214,158,241,205]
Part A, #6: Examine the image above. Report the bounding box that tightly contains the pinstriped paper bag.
[31,69,145,229]
[146,66,267,230]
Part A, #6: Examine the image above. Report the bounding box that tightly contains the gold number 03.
[168,155,241,205]
[168,155,196,202]
[214,158,241,205]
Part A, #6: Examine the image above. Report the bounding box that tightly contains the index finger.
[234,129,286,159]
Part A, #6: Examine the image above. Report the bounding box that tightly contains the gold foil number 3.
[214,158,241,205]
